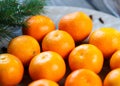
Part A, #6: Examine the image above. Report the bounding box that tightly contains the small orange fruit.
[58,11,93,42]
[110,50,120,70]
[89,27,120,58]
[22,15,55,42]
[28,79,59,86]
[42,30,75,59]
[103,68,120,86]
[0,53,24,86]
[29,51,66,82]
[65,69,102,86]
[68,44,104,73]
[7,35,40,66]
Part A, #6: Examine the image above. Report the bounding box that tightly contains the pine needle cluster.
[0,0,45,38]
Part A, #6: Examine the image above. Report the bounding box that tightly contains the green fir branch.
[0,0,45,38]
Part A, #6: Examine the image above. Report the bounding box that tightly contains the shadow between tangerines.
[98,58,111,81]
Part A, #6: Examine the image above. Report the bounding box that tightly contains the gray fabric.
[45,0,94,9]
[103,0,120,17]
[45,0,120,17]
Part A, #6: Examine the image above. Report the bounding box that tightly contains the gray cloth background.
[45,0,120,17]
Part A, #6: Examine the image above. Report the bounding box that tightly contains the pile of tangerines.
[1,11,120,86]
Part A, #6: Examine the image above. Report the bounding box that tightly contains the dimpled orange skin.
[22,15,55,42]
[0,54,24,86]
[103,68,120,86]
[42,30,75,59]
[89,28,120,58]
[58,11,93,42]
[69,44,104,73]
[65,69,102,86]
[110,50,120,70]
[29,51,66,82]
[7,35,40,66]
[28,79,59,86]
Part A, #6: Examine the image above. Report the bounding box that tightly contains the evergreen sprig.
[0,0,45,38]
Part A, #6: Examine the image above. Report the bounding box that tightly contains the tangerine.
[29,51,66,82]
[42,30,75,59]
[65,69,102,86]
[110,50,120,70]
[28,79,59,86]
[68,44,104,73]
[0,53,24,86]
[89,27,120,58]
[58,11,93,42]
[7,35,40,66]
[22,15,55,42]
[104,68,120,86]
